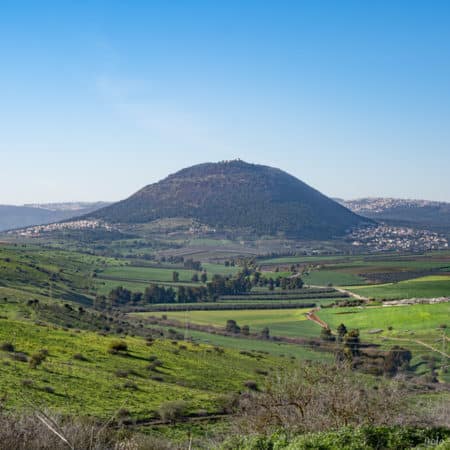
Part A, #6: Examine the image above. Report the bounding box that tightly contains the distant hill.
[88,160,371,239]
[337,197,450,232]
[0,202,110,232]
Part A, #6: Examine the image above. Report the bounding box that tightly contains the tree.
[320,327,335,342]
[344,329,361,357]
[260,327,270,340]
[191,273,199,282]
[242,325,250,336]
[226,320,241,334]
[383,346,412,377]
[337,323,347,342]
[172,271,180,283]
[200,272,207,283]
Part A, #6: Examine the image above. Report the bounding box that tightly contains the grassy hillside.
[0,318,286,419]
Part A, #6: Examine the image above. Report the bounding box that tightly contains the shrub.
[42,385,55,394]
[150,375,164,382]
[158,400,188,422]
[0,342,14,352]
[115,369,129,378]
[21,379,34,388]
[108,340,128,354]
[123,381,138,390]
[29,351,47,369]
[235,361,414,436]
[73,353,88,361]
[147,359,163,371]
[243,380,258,391]
[10,352,28,362]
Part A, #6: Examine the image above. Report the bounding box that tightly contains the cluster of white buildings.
[341,197,446,214]
[10,219,114,237]
[349,226,448,251]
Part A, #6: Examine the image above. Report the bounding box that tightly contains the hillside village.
[348,225,448,251]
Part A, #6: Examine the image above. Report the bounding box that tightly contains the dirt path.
[305,307,329,329]
[333,286,369,301]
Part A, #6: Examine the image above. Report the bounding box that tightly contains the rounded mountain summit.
[89,160,371,239]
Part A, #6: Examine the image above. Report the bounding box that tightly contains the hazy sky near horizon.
[1,1,450,204]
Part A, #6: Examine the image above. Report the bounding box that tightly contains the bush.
[10,352,28,362]
[29,351,47,369]
[73,353,88,361]
[42,385,55,394]
[147,359,163,372]
[235,362,414,436]
[123,381,138,390]
[158,400,189,422]
[243,380,258,391]
[21,379,34,388]
[115,369,129,378]
[150,375,164,382]
[108,340,128,354]
[0,342,14,352]
[223,426,450,450]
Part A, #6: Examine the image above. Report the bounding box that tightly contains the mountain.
[88,160,371,239]
[337,197,450,233]
[0,202,110,232]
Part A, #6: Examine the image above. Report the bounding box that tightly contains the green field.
[345,275,450,299]
[169,327,333,361]
[303,269,366,286]
[98,265,198,283]
[155,308,321,338]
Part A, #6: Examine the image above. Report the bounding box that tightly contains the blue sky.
[1,0,450,204]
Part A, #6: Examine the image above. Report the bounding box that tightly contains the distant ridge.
[337,197,450,232]
[88,160,372,239]
[0,202,110,232]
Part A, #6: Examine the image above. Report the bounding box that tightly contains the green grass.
[303,270,366,286]
[166,327,333,361]
[0,318,287,419]
[201,262,240,276]
[155,308,321,339]
[98,266,198,283]
[345,275,450,299]
[316,302,450,381]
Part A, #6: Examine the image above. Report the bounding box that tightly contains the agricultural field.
[345,275,450,300]
[154,308,321,339]
[162,327,333,361]
[316,302,450,382]
[302,269,366,286]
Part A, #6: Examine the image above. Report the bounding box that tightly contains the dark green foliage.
[108,340,128,354]
[224,426,450,450]
[88,160,369,239]
[344,329,361,357]
[337,323,347,342]
[383,346,412,376]
[29,349,48,369]
[320,327,335,342]
[260,327,270,339]
[226,319,241,334]
[243,380,258,391]
[0,342,14,352]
